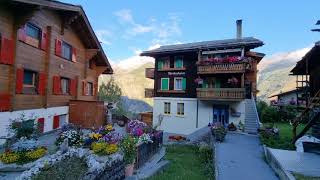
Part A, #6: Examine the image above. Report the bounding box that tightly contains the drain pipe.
[196,100,199,128]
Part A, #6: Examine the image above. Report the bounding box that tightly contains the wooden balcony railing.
[197,63,246,74]
[145,88,154,98]
[197,88,245,100]
[145,68,154,79]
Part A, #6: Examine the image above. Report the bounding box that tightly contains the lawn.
[293,173,320,180]
[147,145,214,180]
[260,122,304,150]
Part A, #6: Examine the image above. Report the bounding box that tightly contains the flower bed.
[18,148,124,180]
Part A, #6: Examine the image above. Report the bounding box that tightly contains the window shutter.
[82,81,87,96]
[70,79,77,96]
[72,47,77,62]
[93,82,98,96]
[40,30,47,51]
[18,25,26,42]
[182,78,186,90]
[55,39,62,56]
[158,60,163,70]
[0,37,14,65]
[16,68,24,94]
[53,115,60,129]
[53,76,61,95]
[161,78,169,90]
[37,118,45,133]
[0,93,10,112]
[38,72,46,95]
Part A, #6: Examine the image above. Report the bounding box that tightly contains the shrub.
[120,135,137,165]
[11,138,39,151]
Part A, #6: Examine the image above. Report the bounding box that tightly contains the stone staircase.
[245,98,260,134]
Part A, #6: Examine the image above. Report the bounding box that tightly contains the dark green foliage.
[98,77,127,116]
[32,157,88,180]
[211,127,227,142]
[259,123,304,150]
[11,119,38,139]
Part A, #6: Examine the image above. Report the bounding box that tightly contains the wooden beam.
[95,66,107,76]
[44,26,52,108]
[85,49,99,61]
[9,24,19,111]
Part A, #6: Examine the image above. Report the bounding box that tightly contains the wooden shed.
[69,100,106,129]
[139,112,153,127]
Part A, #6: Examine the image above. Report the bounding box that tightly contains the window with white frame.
[164,102,171,115]
[174,77,183,90]
[177,103,184,115]
[60,77,70,95]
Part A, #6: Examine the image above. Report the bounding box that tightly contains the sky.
[62,0,320,65]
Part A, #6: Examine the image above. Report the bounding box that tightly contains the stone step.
[136,160,170,179]
[137,147,166,173]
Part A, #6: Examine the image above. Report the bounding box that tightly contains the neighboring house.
[0,0,112,141]
[141,20,264,135]
[269,89,304,106]
[291,41,320,141]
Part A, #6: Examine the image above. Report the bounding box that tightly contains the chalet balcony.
[145,68,154,79]
[197,88,245,100]
[197,63,246,74]
[145,88,154,98]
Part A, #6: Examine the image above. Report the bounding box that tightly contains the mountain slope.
[99,62,154,108]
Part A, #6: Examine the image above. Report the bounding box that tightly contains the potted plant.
[120,135,137,177]
[210,123,227,142]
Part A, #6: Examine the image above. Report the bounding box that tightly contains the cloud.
[258,46,312,72]
[114,9,134,23]
[96,30,113,45]
[114,9,182,44]
[111,44,162,71]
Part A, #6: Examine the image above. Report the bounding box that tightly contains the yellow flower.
[104,144,118,155]
[105,124,113,131]
[91,142,107,154]
[26,148,47,160]
[90,133,102,140]
[0,152,19,164]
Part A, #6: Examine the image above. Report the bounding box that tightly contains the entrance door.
[212,105,229,126]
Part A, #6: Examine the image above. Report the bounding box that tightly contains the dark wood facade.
[0,0,112,112]
[143,45,263,101]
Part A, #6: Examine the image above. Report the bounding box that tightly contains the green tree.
[98,77,127,116]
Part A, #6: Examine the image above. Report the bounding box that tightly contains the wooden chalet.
[291,42,320,142]
[0,0,112,139]
[141,20,265,135]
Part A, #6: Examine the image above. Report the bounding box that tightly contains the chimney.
[236,19,242,39]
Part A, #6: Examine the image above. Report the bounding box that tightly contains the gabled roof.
[141,37,263,56]
[290,42,320,75]
[268,88,302,98]
[9,0,113,74]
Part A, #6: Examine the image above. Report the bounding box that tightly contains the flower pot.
[125,163,134,177]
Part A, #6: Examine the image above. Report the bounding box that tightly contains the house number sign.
[168,72,185,76]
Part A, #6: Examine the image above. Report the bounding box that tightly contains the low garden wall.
[136,131,163,169]
[18,148,125,180]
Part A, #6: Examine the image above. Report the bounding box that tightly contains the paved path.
[216,133,278,180]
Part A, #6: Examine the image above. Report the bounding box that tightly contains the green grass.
[260,122,304,150]
[32,157,88,180]
[293,173,320,180]
[147,145,214,180]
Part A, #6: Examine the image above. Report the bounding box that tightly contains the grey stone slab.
[216,133,278,180]
[269,148,320,177]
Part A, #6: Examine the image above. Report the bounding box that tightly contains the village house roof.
[8,0,113,74]
[290,42,320,75]
[141,37,264,56]
[268,89,302,98]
